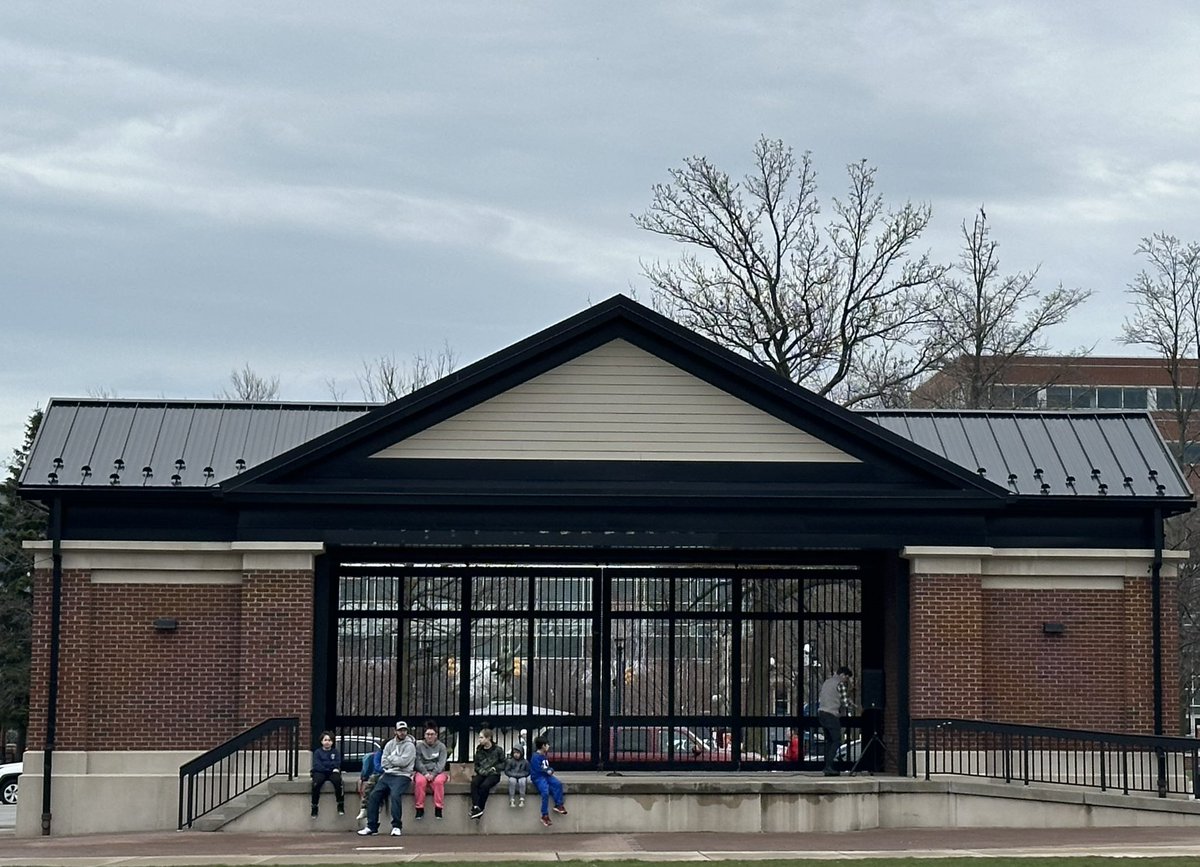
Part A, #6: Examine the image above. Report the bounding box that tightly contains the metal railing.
[911,718,1199,799]
[178,717,300,829]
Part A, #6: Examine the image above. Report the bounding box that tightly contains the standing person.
[468,728,506,819]
[413,722,449,820]
[310,731,345,818]
[818,666,855,776]
[784,726,802,763]
[357,721,416,836]
[504,745,530,807]
[529,736,567,827]
[356,735,384,822]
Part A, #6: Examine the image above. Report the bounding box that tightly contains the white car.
[0,761,20,805]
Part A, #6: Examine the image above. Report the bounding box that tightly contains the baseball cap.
[395,720,408,730]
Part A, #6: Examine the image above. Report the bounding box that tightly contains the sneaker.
[337,805,345,816]
[390,827,402,836]
[310,808,318,819]
[415,807,424,820]
[469,806,484,820]
[510,798,517,808]
[518,797,525,807]
[357,827,377,836]
[552,805,568,815]
[541,814,552,827]
[435,807,443,820]
[356,808,367,821]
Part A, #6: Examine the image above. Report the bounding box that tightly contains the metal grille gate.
[330,559,866,770]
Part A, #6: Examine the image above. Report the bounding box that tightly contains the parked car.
[333,734,382,772]
[0,761,20,805]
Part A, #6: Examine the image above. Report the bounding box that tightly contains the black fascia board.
[218,294,1010,500]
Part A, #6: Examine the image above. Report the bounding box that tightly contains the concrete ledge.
[19,770,1200,836]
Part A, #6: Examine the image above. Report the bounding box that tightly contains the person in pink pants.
[412,722,450,820]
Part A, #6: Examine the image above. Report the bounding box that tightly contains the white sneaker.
[390,827,402,836]
[510,798,516,807]
[357,827,377,836]
[356,808,366,820]
[518,797,525,807]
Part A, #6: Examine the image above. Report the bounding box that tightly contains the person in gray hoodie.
[357,721,416,836]
[412,722,449,820]
[504,745,530,807]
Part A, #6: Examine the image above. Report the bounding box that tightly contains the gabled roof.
[212,295,1007,499]
[864,410,1192,499]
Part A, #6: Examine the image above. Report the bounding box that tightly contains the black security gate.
[322,552,876,770]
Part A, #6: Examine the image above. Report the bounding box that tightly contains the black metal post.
[41,497,62,836]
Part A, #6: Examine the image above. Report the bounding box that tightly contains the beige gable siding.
[372,339,859,462]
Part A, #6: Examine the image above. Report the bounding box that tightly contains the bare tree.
[1123,233,1200,461]
[356,342,459,403]
[634,137,946,406]
[915,207,1092,408]
[219,363,280,401]
[1122,233,1200,733]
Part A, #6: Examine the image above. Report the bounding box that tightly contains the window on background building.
[1167,442,1200,464]
[1046,386,1071,409]
[1046,386,1097,408]
[1123,388,1149,409]
[1097,387,1122,408]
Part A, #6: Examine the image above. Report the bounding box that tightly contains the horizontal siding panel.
[375,339,857,463]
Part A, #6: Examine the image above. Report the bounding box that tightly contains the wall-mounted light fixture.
[153,617,179,632]
[1042,622,1066,636]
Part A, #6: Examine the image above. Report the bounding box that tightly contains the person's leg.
[508,776,517,804]
[388,775,409,831]
[518,776,526,804]
[549,776,565,812]
[432,772,448,809]
[469,774,482,809]
[413,775,427,811]
[365,777,386,832]
[311,772,326,813]
[534,776,551,816]
[820,712,840,773]
[476,772,500,812]
[333,773,345,812]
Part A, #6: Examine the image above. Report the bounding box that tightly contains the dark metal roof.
[21,398,1191,501]
[860,410,1192,499]
[21,400,373,488]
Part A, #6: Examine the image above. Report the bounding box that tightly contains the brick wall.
[911,571,1180,734]
[28,568,313,751]
[910,574,983,718]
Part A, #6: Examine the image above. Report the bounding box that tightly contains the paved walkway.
[3,827,1200,863]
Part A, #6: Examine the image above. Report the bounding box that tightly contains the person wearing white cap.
[358,721,416,836]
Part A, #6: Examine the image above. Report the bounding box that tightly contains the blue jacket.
[312,747,343,775]
[360,749,382,780]
[530,751,554,781]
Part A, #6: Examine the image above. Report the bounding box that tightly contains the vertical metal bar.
[458,565,472,762]
[1121,747,1129,795]
[730,573,742,766]
[923,724,930,781]
[41,497,63,836]
[1022,734,1030,786]
[595,566,608,771]
[1100,745,1107,791]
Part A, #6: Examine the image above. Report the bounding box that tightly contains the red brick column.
[909,573,984,719]
[237,570,315,748]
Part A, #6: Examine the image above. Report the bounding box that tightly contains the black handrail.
[178,717,300,829]
[911,718,1199,799]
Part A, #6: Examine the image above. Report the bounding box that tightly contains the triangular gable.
[220,295,1008,499]
[371,339,858,463]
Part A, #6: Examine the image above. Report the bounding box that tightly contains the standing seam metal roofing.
[21,400,374,488]
[861,410,1191,499]
[18,400,1193,499]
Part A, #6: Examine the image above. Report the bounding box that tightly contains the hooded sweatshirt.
[381,734,417,777]
[414,737,448,776]
[504,748,530,779]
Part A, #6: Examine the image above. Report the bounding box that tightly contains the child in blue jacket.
[529,737,567,827]
[311,731,345,818]
[356,740,383,822]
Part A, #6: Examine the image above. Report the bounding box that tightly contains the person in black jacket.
[311,731,345,817]
[468,729,506,819]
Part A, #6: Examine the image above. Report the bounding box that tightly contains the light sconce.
[153,618,179,632]
[1042,622,1066,636]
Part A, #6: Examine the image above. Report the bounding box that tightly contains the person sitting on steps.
[530,736,567,827]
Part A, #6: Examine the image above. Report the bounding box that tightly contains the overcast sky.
[4,1,1200,470]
